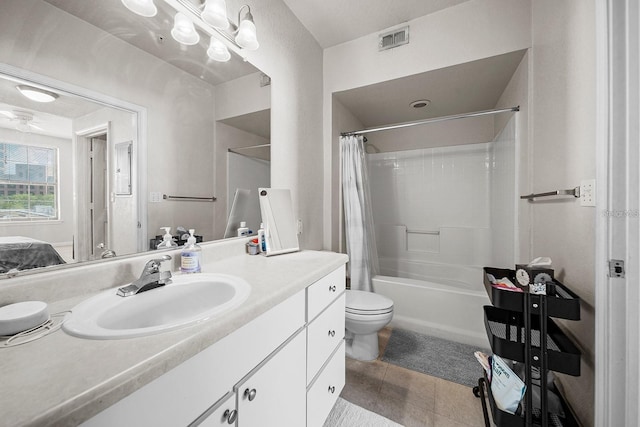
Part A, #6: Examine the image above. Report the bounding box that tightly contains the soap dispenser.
[156,227,177,249]
[237,221,250,237]
[181,229,201,273]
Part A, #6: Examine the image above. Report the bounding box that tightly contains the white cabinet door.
[193,392,237,427]
[236,330,306,427]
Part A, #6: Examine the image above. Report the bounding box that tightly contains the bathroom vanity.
[0,242,347,427]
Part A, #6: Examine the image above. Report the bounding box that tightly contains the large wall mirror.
[0,0,271,277]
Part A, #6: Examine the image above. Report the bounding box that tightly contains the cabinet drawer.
[307,340,345,427]
[307,265,345,322]
[307,293,345,383]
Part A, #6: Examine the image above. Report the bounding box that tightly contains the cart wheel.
[473,386,481,398]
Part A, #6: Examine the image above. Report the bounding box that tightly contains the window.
[0,142,58,221]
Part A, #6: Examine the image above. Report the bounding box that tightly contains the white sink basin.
[63,273,251,339]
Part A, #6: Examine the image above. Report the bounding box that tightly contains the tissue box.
[514,264,554,288]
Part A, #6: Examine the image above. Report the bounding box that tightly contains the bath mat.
[324,397,404,427]
[381,328,486,387]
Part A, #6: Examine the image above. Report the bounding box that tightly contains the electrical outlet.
[149,192,162,203]
[580,179,596,207]
[297,219,303,235]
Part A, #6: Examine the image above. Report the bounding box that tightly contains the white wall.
[215,72,271,121]
[323,0,532,250]
[531,1,596,425]
[495,51,530,263]
[0,128,73,245]
[233,0,324,249]
[489,116,517,268]
[366,116,495,152]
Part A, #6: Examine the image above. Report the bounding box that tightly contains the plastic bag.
[491,355,526,414]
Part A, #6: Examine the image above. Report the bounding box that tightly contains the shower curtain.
[340,135,379,292]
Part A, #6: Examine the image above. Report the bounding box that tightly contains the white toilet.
[345,289,394,361]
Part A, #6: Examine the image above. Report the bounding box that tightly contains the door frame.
[595,0,640,425]
[74,124,110,261]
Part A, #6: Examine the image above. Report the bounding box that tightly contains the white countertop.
[0,250,348,427]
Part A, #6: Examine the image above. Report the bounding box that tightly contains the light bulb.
[202,0,229,29]
[121,0,157,17]
[171,12,200,45]
[207,37,231,62]
[235,13,259,50]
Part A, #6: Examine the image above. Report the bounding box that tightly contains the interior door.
[89,135,107,259]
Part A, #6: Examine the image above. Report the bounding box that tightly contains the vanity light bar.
[163,0,254,55]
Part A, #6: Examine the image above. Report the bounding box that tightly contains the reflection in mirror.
[0,0,270,277]
[258,188,299,256]
[225,145,270,238]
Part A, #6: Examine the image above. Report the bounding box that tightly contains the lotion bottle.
[237,221,249,237]
[181,229,201,273]
[156,227,177,249]
[257,223,266,253]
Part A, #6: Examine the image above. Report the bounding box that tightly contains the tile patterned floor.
[340,327,487,427]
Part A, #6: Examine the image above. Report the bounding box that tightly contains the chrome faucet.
[117,255,172,297]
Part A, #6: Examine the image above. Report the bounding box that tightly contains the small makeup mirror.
[258,188,299,256]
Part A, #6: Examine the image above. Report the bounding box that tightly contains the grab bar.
[405,228,440,235]
[520,187,580,201]
[163,194,217,202]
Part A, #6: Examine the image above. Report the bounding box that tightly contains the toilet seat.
[345,290,393,315]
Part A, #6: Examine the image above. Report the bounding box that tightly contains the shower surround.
[368,117,517,346]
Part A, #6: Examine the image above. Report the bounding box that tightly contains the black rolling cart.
[473,267,582,427]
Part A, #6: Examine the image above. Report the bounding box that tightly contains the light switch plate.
[149,192,162,203]
[580,179,596,206]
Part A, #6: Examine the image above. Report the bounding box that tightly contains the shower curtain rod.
[228,143,271,152]
[340,106,520,137]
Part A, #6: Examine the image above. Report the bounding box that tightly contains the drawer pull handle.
[244,388,257,401]
[329,285,336,292]
[223,409,238,424]
[328,330,335,337]
[328,385,336,394]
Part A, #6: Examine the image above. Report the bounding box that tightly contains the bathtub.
[372,259,491,349]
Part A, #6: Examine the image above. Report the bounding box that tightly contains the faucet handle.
[143,255,172,273]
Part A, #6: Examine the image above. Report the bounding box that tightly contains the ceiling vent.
[378,26,409,51]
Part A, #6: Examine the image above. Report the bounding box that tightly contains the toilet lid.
[345,290,393,314]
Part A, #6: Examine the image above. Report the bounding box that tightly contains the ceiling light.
[410,99,431,109]
[234,5,259,51]
[202,0,229,29]
[16,85,59,103]
[121,0,157,17]
[207,36,231,62]
[171,12,200,45]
